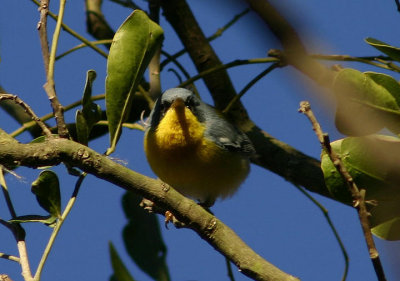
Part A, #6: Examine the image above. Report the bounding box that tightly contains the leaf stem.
[178,58,278,88]
[160,8,249,70]
[223,63,280,113]
[312,54,400,72]
[33,173,86,281]
[56,40,112,60]
[294,184,349,281]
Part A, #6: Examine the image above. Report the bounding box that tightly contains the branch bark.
[244,0,334,86]
[0,132,298,281]
[85,0,115,49]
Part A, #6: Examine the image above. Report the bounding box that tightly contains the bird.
[144,88,255,206]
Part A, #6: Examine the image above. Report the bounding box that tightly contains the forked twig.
[0,94,52,137]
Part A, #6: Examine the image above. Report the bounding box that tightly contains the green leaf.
[30,135,58,143]
[105,10,164,154]
[9,215,57,227]
[109,242,136,281]
[365,37,400,62]
[333,68,400,136]
[321,135,400,240]
[76,70,102,145]
[75,110,89,145]
[372,217,400,241]
[31,170,61,218]
[122,192,170,281]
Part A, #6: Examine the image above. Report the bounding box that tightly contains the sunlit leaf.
[105,10,164,154]
[109,242,137,281]
[365,37,400,62]
[122,192,170,281]
[31,170,61,218]
[333,68,400,136]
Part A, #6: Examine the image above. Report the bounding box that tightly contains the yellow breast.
[144,103,249,203]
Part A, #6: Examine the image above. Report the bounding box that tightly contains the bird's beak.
[171,98,185,110]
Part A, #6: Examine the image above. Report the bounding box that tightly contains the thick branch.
[245,0,334,86]
[161,0,238,110]
[85,0,115,49]
[0,133,298,281]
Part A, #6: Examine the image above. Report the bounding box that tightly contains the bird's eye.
[160,101,171,116]
[185,97,195,111]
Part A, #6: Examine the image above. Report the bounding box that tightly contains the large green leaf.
[105,10,164,154]
[321,135,400,240]
[365,37,400,62]
[333,68,400,136]
[122,192,170,281]
[109,242,136,281]
[31,170,61,218]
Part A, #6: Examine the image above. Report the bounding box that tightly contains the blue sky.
[1,1,400,280]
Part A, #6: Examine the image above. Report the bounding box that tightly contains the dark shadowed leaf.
[109,242,136,281]
[76,70,102,145]
[122,192,170,281]
[31,170,61,218]
[9,215,57,227]
[365,37,400,62]
[105,10,164,154]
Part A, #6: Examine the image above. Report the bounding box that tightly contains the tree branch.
[85,0,115,49]
[0,132,298,281]
[161,0,238,110]
[245,0,334,86]
[37,0,50,75]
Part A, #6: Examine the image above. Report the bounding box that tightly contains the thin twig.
[10,94,105,138]
[17,241,33,281]
[43,0,69,138]
[178,57,278,88]
[0,253,20,263]
[0,94,52,137]
[148,0,162,100]
[160,8,250,70]
[0,169,31,280]
[34,173,86,281]
[312,53,400,73]
[31,0,108,59]
[223,63,280,113]
[56,39,112,60]
[37,0,50,74]
[294,184,348,281]
[225,258,236,281]
[298,101,386,281]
